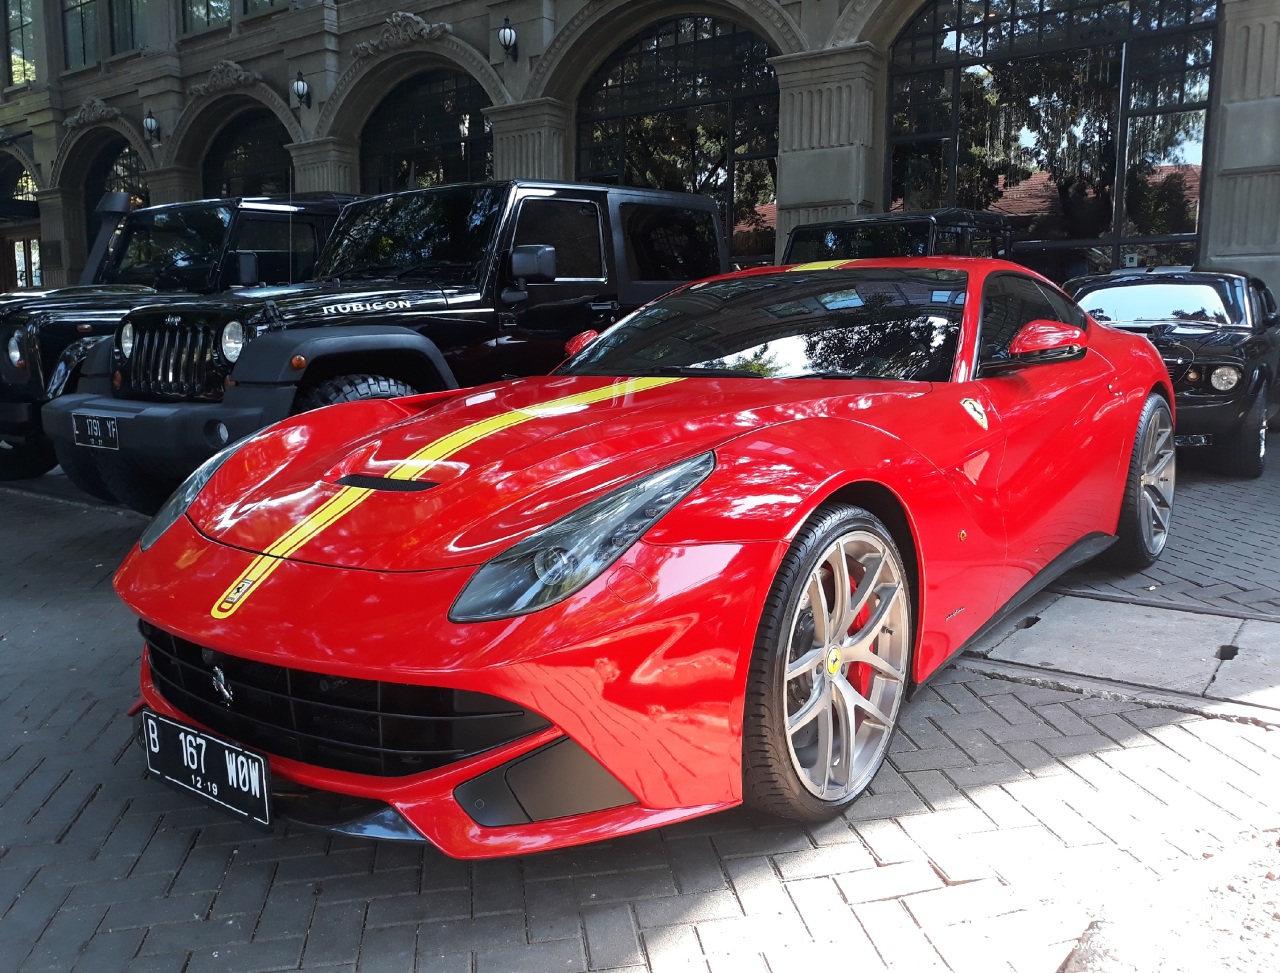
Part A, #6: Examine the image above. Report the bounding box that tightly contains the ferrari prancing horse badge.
[961,398,988,431]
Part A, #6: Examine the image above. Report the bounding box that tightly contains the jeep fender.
[229,326,460,390]
[45,334,114,398]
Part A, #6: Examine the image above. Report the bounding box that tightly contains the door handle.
[589,301,619,312]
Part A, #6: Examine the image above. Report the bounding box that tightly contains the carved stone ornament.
[352,13,451,59]
[64,97,121,130]
[187,60,262,98]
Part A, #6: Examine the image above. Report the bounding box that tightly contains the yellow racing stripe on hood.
[210,376,683,618]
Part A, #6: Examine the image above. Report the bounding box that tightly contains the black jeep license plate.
[71,412,119,449]
[141,711,272,829]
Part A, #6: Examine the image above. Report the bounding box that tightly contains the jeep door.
[500,190,618,374]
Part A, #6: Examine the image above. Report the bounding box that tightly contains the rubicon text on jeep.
[45,180,728,512]
[0,194,350,491]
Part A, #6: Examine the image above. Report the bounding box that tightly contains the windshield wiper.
[328,262,401,278]
[794,369,861,379]
[616,365,765,378]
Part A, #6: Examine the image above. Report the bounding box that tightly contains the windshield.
[314,185,505,284]
[560,269,966,382]
[1075,281,1243,327]
[100,206,234,289]
[785,222,933,263]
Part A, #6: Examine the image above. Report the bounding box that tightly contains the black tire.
[96,454,181,516]
[742,503,912,822]
[0,436,57,480]
[294,374,418,413]
[52,439,117,503]
[1106,394,1176,569]
[1214,385,1267,479]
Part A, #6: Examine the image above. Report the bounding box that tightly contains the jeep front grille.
[123,321,225,401]
[141,621,550,777]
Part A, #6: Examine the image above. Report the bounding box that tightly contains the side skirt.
[908,531,1116,698]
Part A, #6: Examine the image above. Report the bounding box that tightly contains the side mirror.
[565,330,600,357]
[510,245,556,284]
[985,319,1089,374]
[502,245,557,304]
[233,251,260,287]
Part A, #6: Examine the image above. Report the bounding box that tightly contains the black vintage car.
[1066,268,1280,478]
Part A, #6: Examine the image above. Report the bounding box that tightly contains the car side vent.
[335,474,438,492]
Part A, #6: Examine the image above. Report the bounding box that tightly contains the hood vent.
[335,474,437,492]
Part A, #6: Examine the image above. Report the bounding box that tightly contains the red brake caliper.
[848,565,874,698]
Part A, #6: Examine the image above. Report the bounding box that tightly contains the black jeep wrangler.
[0,194,349,490]
[783,208,1012,264]
[46,180,728,512]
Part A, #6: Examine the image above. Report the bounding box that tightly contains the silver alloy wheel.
[1139,404,1176,556]
[781,529,910,801]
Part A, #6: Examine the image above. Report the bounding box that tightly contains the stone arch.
[49,120,154,191]
[0,144,43,191]
[167,85,301,172]
[316,33,509,143]
[528,0,806,104]
[828,0,923,50]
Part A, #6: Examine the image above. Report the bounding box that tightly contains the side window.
[513,199,604,280]
[979,274,1068,362]
[934,230,962,255]
[233,218,320,282]
[1032,279,1087,328]
[969,234,994,258]
[620,203,720,282]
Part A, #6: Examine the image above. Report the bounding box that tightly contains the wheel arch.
[292,349,455,402]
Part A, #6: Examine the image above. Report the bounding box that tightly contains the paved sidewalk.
[1055,447,1280,619]
[2,483,1279,973]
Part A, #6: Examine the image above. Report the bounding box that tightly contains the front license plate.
[141,711,272,829]
[71,412,119,449]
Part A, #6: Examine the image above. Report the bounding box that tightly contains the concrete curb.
[957,655,1280,730]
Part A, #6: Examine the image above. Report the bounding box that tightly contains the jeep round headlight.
[6,331,21,366]
[1210,365,1241,391]
[119,322,134,359]
[221,319,244,362]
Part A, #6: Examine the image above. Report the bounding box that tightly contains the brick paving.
[1055,444,1280,618]
[2,473,1280,972]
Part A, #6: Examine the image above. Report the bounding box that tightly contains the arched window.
[889,0,1215,277]
[577,16,780,262]
[202,109,293,197]
[85,138,149,241]
[0,156,40,288]
[359,70,493,194]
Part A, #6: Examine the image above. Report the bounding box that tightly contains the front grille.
[142,621,551,777]
[122,319,225,401]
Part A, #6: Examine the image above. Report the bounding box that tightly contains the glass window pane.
[1123,110,1203,236]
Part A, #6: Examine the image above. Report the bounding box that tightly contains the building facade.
[1,0,1276,289]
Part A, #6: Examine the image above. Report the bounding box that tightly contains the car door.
[1249,280,1280,417]
[499,191,618,373]
[975,272,1123,602]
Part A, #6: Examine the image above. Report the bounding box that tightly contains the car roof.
[1065,268,1254,291]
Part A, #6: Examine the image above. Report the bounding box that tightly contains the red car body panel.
[114,257,1173,857]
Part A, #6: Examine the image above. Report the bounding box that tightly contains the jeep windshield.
[785,221,933,263]
[314,186,505,286]
[559,268,965,382]
[99,205,235,290]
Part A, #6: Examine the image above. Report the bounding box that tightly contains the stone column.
[34,188,80,286]
[286,138,359,194]
[1200,0,1280,285]
[770,45,887,261]
[485,99,574,181]
[142,165,200,204]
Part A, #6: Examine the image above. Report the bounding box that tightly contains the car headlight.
[139,439,248,551]
[221,319,244,362]
[450,452,716,622]
[1210,365,1241,391]
[6,330,22,366]
[119,322,134,359]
